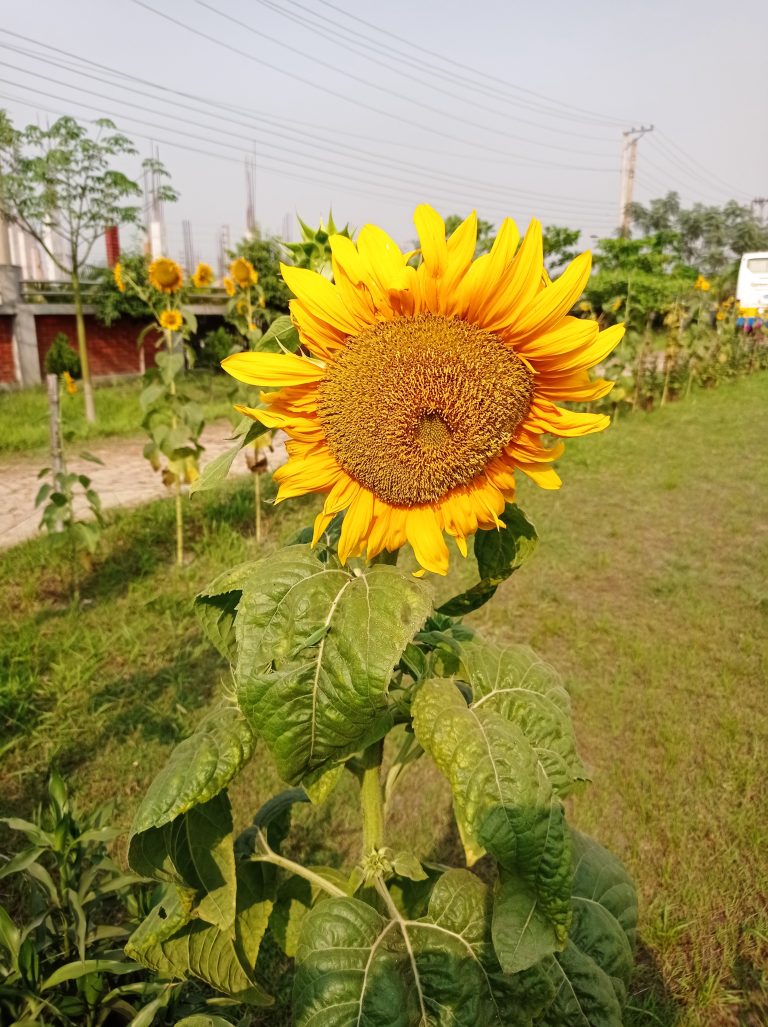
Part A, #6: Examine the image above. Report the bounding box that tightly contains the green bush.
[43,333,80,379]
[197,326,241,371]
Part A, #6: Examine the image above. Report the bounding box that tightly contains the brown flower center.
[317,313,534,506]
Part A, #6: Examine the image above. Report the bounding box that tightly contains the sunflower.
[223,205,622,575]
[224,276,236,297]
[113,262,126,293]
[192,262,215,288]
[230,257,259,288]
[694,274,711,292]
[159,309,183,332]
[149,257,184,294]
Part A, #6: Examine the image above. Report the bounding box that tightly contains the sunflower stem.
[359,739,385,856]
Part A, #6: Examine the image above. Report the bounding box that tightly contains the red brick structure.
[35,315,160,377]
[0,315,15,383]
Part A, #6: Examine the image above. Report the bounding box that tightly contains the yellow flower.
[62,370,77,395]
[248,322,258,332]
[224,277,236,297]
[149,257,184,294]
[223,205,622,575]
[694,274,711,292]
[230,257,259,288]
[611,297,623,311]
[159,309,183,332]
[716,310,726,321]
[113,262,126,293]
[258,294,266,308]
[192,262,214,288]
[235,298,249,316]
[578,301,591,312]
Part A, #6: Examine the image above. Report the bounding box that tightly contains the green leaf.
[458,640,588,796]
[129,791,237,932]
[438,504,538,617]
[129,707,256,837]
[140,382,165,411]
[127,883,273,1007]
[41,959,141,990]
[412,678,572,972]
[0,846,45,880]
[256,314,301,353]
[535,831,637,1027]
[235,547,432,785]
[293,870,554,1026]
[194,561,267,659]
[0,904,20,964]
[174,1017,235,1027]
[189,423,268,495]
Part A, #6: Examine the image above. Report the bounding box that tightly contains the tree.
[0,113,175,422]
[542,225,581,275]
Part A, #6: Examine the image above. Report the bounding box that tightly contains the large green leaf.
[293,870,554,1027]
[235,547,432,784]
[256,314,301,353]
[194,561,264,660]
[129,792,237,933]
[412,678,572,972]
[438,504,538,617]
[129,707,256,838]
[458,641,588,796]
[126,873,273,1008]
[534,831,637,1027]
[189,419,268,495]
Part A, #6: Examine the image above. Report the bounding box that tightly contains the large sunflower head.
[192,262,215,288]
[149,257,184,294]
[159,309,183,332]
[230,257,259,288]
[223,205,622,575]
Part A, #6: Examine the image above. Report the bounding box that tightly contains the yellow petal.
[507,251,592,340]
[222,351,325,387]
[338,487,374,563]
[406,506,450,575]
[281,264,362,334]
[414,204,448,277]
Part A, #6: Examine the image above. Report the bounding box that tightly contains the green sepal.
[438,504,538,617]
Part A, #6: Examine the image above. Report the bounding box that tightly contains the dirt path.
[0,421,286,549]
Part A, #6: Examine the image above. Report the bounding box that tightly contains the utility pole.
[182,219,196,271]
[245,156,256,235]
[618,125,654,236]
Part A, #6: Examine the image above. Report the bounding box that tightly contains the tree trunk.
[71,273,96,423]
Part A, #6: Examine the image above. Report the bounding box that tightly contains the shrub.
[43,333,81,379]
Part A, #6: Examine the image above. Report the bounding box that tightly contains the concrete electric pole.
[618,125,654,236]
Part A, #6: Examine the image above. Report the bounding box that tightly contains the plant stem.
[71,271,95,424]
[255,471,261,543]
[253,851,346,898]
[166,327,184,567]
[359,740,385,854]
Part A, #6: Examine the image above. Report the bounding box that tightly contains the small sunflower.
[113,262,126,294]
[224,276,236,297]
[230,257,259,288]
[159,309,183,332]
[223,205,622,575]
[62,370,78,395]
[149,257,184,294]
[578,300,591,312]
[694,274,711,292]
[192,262,215,288]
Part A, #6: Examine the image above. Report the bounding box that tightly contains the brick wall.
[35,315,160,377]
[0,316,15,383]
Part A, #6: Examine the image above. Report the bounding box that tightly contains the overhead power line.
[131,0,617,161]
[308,0,634,128]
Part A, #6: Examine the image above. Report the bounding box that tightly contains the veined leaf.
[459,640,589,796]
[235,547,432,785]
[194,560,267,659]
[126,875,273,1008]
[257,314,300,353]
[438,504,538,617]
[412,678,572,972]
[129,791,236,933]
[535,831,637,1027]
[130,707,256,837]
[294,870,554,1027]
[189,420,269,495]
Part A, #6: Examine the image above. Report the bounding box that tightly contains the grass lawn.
[2,373,767,1025]
[0,371,236,454]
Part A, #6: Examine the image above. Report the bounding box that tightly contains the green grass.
[2,374,767,1025]
[0,372,236,454]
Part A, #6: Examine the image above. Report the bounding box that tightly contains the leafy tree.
[543,225,582,275]
[90,250,154,325]
[230,227,293,321]
[626,191,768,279]
[0,113,175,422]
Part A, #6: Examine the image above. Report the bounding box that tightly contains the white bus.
[736,252,768,321]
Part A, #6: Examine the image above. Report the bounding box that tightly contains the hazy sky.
[1,0,766,266]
